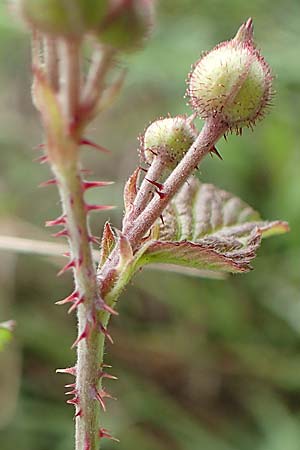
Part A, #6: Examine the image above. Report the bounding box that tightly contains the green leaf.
[137,178,289,275]
[0,321,15,351]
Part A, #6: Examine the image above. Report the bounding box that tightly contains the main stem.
[34,36,117,450]
[53,158,108,450]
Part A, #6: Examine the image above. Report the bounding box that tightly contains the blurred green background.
[1,1,300,449]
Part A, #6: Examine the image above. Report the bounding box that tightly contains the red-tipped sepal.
[117,232,133,269]
[123,167,140,213]
[99,222,116,266]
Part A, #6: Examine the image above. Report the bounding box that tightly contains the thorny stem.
[32,34,118,450]
[124,157,165,229]
[53,160,107,450]
[126,118,227,248]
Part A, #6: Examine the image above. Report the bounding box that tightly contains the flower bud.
[98,0,154,52]
[17,0,108,36]
[188,18,273,133]
[140,116,197,171]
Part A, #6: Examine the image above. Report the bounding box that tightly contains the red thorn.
[55,290,79,306]
[89,235,100,245]
[85,204,115,213]
[52,228,69,238]
[95,391,107,411]
[57,259,76,277]
[74,408,83,419]
[95,297,118,316]
[56,366,76,375]
[68,295,85,314]
[33,154,49,164]
[100,388,116,401]
[139,166,148,173]
[94,388,116,411]
[65,389,77,396]
[75,408,83,419]
[80,138,110,153]
[83,180,114,190]
[145,178,164,190]
[67,396,79,405]
[99,428,120,443]
[99,370,118,381]
[210,145,223,160]
[65,383,76,388]
[39,178,57,187]
[71,323,90,349]
[156,189,166,199]
[45,214,66,227]
[99,324,114,345]
[102,302,118,316]
[63,251,71,258]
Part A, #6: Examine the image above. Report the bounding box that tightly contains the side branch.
[125,118,227,248]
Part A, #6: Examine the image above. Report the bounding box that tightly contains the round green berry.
[188,19,273,132]
[140,116,197,170]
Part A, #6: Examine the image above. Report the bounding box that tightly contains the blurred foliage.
[0,1,300,450]
[0,326,12,351]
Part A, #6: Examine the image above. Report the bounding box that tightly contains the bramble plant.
[7,2,289,450]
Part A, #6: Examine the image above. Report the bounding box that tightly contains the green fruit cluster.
[17,0,154,52]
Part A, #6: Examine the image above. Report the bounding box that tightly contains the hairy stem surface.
[53,158,107,450]
[126,118,227,248]
[33,36,117,449]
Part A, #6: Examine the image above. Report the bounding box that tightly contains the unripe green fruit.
[98,0,154,52]
[140,116,197,170]
[188,19,273,132]
[18,0,108,36]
